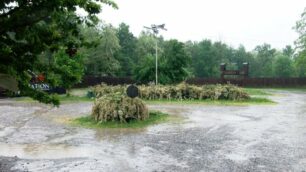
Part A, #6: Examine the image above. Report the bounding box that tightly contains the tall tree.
[0,0,117,105]
[50,49,84,93]
[294,8,306,77]
[134,39,190,84]
[273,54,295,77]
[82,24,121,76]
[295,8,306,50]
[133,54,156,84]
[253,44,276,77]
[282,45,294,57]
[295,50,306,77]
[187,40,216,78]
[115,23,137,76]
[85,25,120,76]
[162,39,191,83]
[133,31,162,82]
[187,40,232,78]
[134,31,157,64]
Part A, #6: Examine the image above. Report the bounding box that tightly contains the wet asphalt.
[0,90,306,172]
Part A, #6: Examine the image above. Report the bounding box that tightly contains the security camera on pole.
[144,24,167,85]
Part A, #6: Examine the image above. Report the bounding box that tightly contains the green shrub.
[93,83,250,101]
[92,93,149,123]
[86,90,95,98]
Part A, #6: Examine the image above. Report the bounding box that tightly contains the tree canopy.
[0,0,117,105]
[81,24,121,76]
[294,7,306,77]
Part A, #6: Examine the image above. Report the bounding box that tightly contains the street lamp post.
[155,38,158,85]
[144,24,167,85]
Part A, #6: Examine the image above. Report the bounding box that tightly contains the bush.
[93,83,125,98]
[91,93,149,123]
[93,83,250,101]
[86,90,95,98]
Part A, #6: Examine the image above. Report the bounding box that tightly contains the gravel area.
[0,90,305,171]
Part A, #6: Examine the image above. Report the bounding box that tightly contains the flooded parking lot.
[0,90,306,171]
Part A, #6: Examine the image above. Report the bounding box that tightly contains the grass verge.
[72,111,170,128]
[243,88,271,96]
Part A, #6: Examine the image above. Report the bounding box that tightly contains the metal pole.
[155,36,158,85]
[144,24,166,85]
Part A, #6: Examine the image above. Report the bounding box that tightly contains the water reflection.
[95,128,146,141]
[0,143,94,159]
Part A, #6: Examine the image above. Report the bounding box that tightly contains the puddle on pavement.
[0,143,96,159]
[0,127,15,137]
[0,127,151,159]
[95,128,146,141]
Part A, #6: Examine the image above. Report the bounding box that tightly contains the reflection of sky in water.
[95,128,146,141]
[0,144,94,159]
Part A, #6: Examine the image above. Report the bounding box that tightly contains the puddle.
[95,128,146,140]
[0,143,95,159]
[226,153,249,161]
[0,127,16,137]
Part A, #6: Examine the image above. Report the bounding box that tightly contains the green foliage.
[50,50,84,89]
[81,22,301,81]
[93,83,250,101]
[186,40,220,78]
[282,45,294,57]
[81,24,121,76]
[134,39,190,84]
[273,54,295,77]
[186,40,256,78]
[132,32,160,83]
[294,8,306,49]
[253,44,276,77]
[134,31,157,63]
[295,49,306,77]
[115,23,137,76]
[73,111,169,128]
[185,40,298,78]
[233,46,256,75]
[0,0,117,105]
[133,54,157,83]
[162,39,191,83]
[243,88,270,96]
[295,8,306,77]
[92,93,149,123]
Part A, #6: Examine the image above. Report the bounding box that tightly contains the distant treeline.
[79,22,306,84]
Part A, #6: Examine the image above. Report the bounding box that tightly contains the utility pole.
[144,24,167,85]
[155,38,158,85]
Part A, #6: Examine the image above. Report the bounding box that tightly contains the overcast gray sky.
[98,0,305,51]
